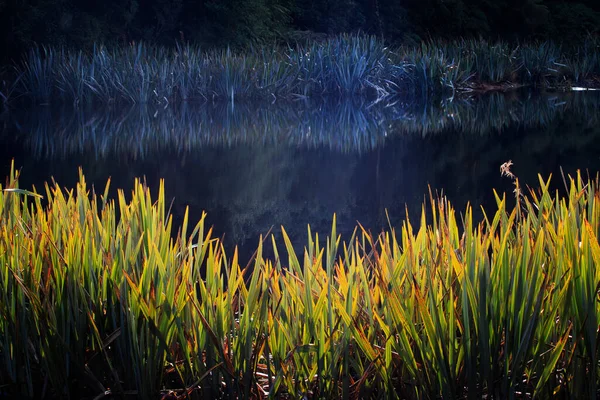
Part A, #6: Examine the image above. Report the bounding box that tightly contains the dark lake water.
[2,91,600,262]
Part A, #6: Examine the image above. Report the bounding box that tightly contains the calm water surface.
[2,92,600,261]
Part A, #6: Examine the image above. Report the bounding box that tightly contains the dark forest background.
[1,0,599,63]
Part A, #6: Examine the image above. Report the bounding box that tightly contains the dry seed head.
[500,160,515,180]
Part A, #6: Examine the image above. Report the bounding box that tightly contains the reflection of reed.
[4,92,600,158]
[397,93,600,135]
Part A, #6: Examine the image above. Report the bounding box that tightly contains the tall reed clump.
[570,35,600,84]
[15,35,396,105]
[10,35,600,106]
[1,162,599,398]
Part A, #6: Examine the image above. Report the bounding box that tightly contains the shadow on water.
[1,91,600,262]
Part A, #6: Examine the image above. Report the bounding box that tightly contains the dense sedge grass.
[1,163,600,398]
[7,92,600,157]
[6,35,600,105]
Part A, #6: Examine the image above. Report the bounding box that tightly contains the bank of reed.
[3,35,599,105]
[0,163,599,398]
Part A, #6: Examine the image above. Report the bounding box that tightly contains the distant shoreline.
[1,35,599,107]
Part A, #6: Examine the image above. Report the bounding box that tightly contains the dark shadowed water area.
[1,91,600,263]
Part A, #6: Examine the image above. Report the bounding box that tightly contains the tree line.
[1,0,598,62]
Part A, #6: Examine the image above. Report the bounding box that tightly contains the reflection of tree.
[205,147,298,244]
[191,146,360,245]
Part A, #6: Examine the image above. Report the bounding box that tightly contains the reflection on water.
[4,92,600,157]
[1,92,600,260]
